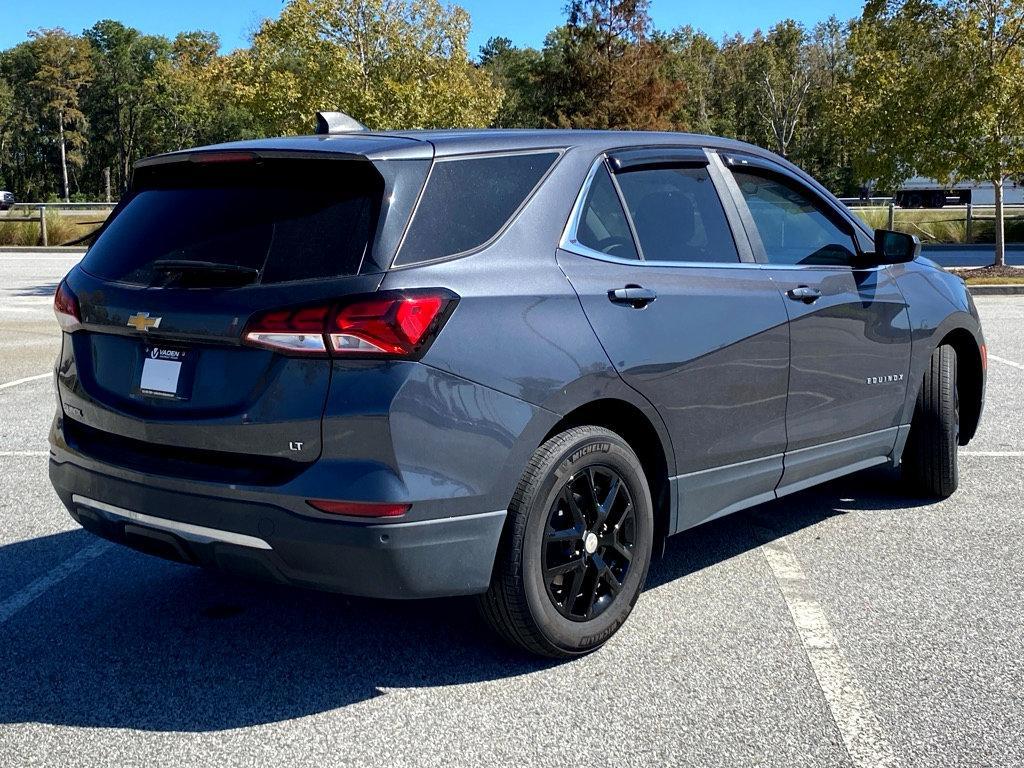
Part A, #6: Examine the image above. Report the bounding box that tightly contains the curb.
[967,284,1024,295]
[0,246,86,254]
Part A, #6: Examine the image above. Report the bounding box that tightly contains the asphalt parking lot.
[1,251,1021,768]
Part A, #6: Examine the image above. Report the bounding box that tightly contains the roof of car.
[154,128,773,163]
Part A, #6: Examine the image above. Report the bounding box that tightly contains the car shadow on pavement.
[0,467,936,732]
[13,281,59,297]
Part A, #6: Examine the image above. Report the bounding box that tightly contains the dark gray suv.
[49,127,986,657]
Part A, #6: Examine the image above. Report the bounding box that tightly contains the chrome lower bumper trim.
[71,494,273,550]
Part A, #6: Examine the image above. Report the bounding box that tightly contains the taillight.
[306,499,411,518]
[53,280,81,332]
[243,305,330,355]
[243,290,456,358]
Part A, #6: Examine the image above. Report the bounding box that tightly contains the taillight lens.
[329,295,445,355]
[243,290,456,358]
[306,499,411,518]
[243,305,330,355]
[54,280,81,332]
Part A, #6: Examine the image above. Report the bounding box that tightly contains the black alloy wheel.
[479,425,654,658]
[542,466,637,621]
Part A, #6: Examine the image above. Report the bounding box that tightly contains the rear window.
[394,151,559,266]
[81,159,383,286]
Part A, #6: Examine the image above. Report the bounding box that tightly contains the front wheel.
[903,344,959,498]
[478,426,654,658]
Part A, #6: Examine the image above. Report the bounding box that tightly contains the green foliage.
[0,0,1021,218]
[850,0,1024,262]
[525,1,681,130]
[27,29,93,201]
[150,32,254,151]
[83,20,169,193]
[237,0,501,133]
[479,37,543,127]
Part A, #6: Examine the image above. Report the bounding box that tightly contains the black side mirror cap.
[872,229,920,265]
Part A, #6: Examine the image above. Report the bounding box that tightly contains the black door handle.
[608,285,658,308]
[787,286,821,303]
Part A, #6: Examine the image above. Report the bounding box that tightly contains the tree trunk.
[58,109,69,203]
[993,176,1005,268]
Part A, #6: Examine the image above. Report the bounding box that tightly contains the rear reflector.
[306,499,411,518]
[980,343,987,371]
[243,290,456,359]
[53,280,81,332]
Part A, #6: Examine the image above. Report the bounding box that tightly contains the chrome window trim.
[560,153,891,273]
[560,154,751,269]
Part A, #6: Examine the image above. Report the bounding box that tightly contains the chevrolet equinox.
[49,124,986,657]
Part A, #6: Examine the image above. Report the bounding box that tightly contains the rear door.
[57,152,408,481]
[557,148,791,533]
[717,152,912,494]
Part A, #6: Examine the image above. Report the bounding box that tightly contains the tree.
[479,37,542,127]
[0,76,13,189]
[664,26,720,134]
[84,21,170,193]
[758,21,813,158]
[533,0,679,130]
[238,0,501,134]
[150,32,254,151]
[799,18,857,192]
[852,0,1024,265]
[27,30,93,202]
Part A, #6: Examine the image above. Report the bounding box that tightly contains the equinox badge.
[127,312,161,332]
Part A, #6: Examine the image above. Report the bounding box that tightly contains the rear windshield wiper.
[151,259,260,286]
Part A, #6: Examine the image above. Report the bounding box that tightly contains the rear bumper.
[49,457,506,599]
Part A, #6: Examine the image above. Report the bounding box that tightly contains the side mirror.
[873,229,920,264]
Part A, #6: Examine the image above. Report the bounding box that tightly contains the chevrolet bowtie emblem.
[126,312,161,332]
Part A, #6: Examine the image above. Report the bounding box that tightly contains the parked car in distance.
[0,191,14,210]
[49,122,986,657]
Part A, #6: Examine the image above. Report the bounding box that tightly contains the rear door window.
[614,166,739,263]
[394,151,559,265]
[81,158,383,286]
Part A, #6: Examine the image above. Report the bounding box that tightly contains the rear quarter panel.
[379,146,676,516]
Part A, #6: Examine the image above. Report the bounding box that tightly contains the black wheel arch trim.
[902,312,985,446]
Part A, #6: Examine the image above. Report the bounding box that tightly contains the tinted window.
[615,166,738,263]
[82,160,381,286]
[574,165,639,260]
[731,171,858,266]
[396,151,559,265]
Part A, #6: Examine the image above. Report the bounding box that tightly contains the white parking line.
[0,372,49,390]
[989,354,1024,371]
[759,536,898,768]
[0,540,111,626]
[961,451,1024,457]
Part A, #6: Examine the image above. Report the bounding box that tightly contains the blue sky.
[0,0,865,56]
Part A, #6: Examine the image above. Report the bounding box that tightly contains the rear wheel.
[479,426,653,658]
[903,344,959,498]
